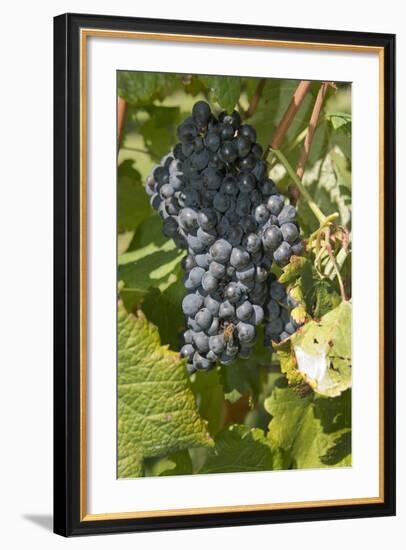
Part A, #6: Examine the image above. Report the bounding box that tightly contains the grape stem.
[117,96,126,147]
[325,246,349,279]
[245,78,267,119]
[264,80,312,155]
[308,213,340,242]
[272,148,330,226]
[296,82,329,180]
[324,228,348,302]
[289,82,330,203]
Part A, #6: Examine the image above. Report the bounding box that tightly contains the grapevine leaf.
[274,301,352,397]
[313,279,341,319]
[118,231,185,306]
[330,149,352,208]
[118,303,213,478]
[199,75,242,113]
[191,369,225,436]
[118,231,135,255]
[249,80,319,151]
[118,71,177,104]
[307,119,330,166]
[279,256,311,285]
[117,160,150,233]
[330,130,351,162]
[144,450,193,477]
[244,370,283,432]
[299,146,351,229]
[315,389,352,433]
[139,106,182,158]
[315,148,351,227]
[266,381,313,451]
[272,338,306,388]
[141,265,186,349]
[265,381,351,468]
[278,256,340,320]
[325,111,352,132]
[199,425,284,474]
[129,214,168,250]
[219,330,270,404]
[220,360,261,404]
[182,74,207,97]
[118,441,144,479]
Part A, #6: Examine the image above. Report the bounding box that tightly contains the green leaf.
[118,226,185,306]
[315,148,351,228]
[314,389,352,433]
[120,217,186,340]
[144,450,193,477]
[275,301,352,397]
[118,303,213,478]
[199,75,242,112]
[220,360,261,404]
[299,147,351,229]
[199,425,284,474]
[244,370,283,432]
[118,71,177,104]
[249,79,318,150]
[191,369,225,436]
[129,214,168,250]
[313,279,341,319]
[325,111,352,131]
[181,74,207,97]
[117,160,150,233]
[278,256,340,321]
[139,106,182,158]
[141,266,186,349]
[266,381,313,451]
[265,381,351,469]
[307,119,330,166]
[218,327,271,403]
[117,442,144,479]
[118,231,135,255]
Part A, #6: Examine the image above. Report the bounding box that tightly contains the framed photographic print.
[53,13,396,536]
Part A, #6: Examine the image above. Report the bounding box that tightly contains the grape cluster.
[145,101,304,373]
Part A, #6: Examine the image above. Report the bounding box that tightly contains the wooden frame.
[54,12,396,536]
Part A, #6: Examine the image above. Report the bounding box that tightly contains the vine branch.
[324,228,348,302]
[245,78,267,118]
[287,81,329,203]
[117,96,127,147]
[296,82,329,180]
[264,80,311,156]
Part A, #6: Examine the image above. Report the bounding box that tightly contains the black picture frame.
[54,12,396,537]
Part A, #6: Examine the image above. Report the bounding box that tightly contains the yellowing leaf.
[275,301,351,397]
[279,256,309,285]
[291,304,307,325]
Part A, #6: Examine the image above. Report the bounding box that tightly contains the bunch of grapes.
[145,101,304,373]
